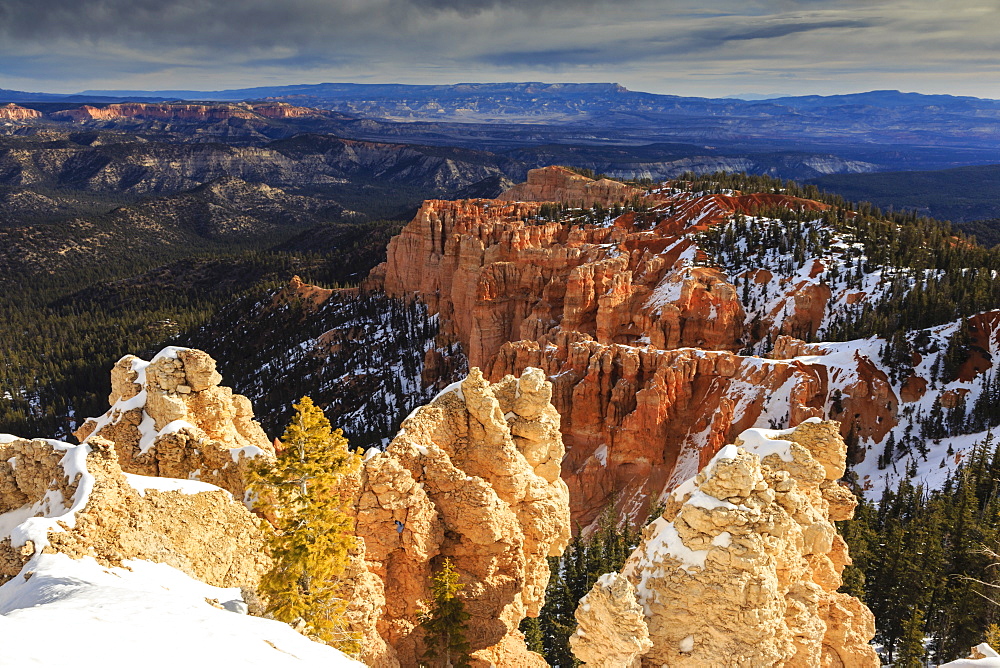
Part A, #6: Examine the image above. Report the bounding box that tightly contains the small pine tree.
[419,558,472,668]
[250,396,361,649]
[522,616,545,655]
[896,606,928,667]
[986,623,1000,650]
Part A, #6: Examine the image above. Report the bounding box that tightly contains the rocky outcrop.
[0,103,42,121]
[572,420,877,667]
[0,434,269,588]
[941,644,1000,666]
[569,572,652,667]
[75,347,274,500]
[344,367,571,667]
[270,274,335,312]
[498,166,640,206]
[1,347,273,588]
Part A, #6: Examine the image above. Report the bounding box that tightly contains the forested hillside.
[0,219,401,440]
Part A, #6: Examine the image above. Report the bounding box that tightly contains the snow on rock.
[0,434,268,591]
[942,644,1000,667]
[0,553,363,668]
[75,347,274,500]
[576,420,877,667]
[0,349,351,667]
[340,366,570,667]
[123,472,229,498]
[0,438,94,554]
[569,571,652,668]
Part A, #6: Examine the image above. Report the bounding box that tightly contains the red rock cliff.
[0,103,42,121]
[374,168,900,524]
[50,102,317,123]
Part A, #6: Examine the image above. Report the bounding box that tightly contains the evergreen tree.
[986,623,1000,649]
[895,606,928,667]
[419,558,472,668]
[249,396,362,649]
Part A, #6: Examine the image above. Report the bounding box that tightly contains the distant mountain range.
[5,82,1000,225]
[3,83,999,149]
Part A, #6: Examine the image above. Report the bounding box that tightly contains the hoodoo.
[571,420,877,667]
[74,346,274,500]
[342,366,572,667]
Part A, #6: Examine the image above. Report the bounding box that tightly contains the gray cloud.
[718,19,876,41]
[0,0,996,98]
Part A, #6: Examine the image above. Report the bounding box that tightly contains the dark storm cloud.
[0,0,996,97]
[408,0,617,15]
[719,18,875,41]
[481,17,880,66]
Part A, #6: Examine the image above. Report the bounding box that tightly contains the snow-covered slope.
[0,553,364,668]
[941,645,1000,667]
[0,408,361,666]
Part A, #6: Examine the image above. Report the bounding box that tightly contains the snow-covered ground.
[0,434,363,667]
[0,553,364,667]
[941,644,1000,667]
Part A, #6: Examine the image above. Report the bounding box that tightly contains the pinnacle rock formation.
[342,366,571,667]
[572,419,877,667]
[75,346,274,500]
[569,572,652,667]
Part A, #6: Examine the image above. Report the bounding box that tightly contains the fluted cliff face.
[374,167,904,524]
[379,193,749,369]
[342,367,571,667]
[572,420,877,667]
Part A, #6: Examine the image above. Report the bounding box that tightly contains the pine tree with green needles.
[986,623,1000,649]
[419,558,472,668]
[250,396,361,650]
[895,606,928,667]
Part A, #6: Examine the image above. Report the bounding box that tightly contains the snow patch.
[123,474,228,498]
[229,445,265,464]
[594,444,608,466]
[0,553,364,667]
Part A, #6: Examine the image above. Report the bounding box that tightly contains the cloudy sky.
[0,0,997,98]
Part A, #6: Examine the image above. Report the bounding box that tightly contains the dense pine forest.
[841,434,1000,665]
[0,219,402,439]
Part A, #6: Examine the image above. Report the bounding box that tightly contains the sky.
[0,0,997,98]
